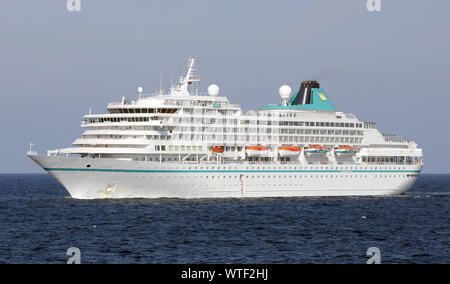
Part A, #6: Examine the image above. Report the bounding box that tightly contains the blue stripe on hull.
[44,168,421,174]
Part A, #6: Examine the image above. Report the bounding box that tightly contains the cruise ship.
[28,58,423,199]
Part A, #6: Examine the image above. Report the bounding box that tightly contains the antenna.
[170,67,173,89]
[138,86,143,99]
[159,69,163,95]
[27,143,36,155]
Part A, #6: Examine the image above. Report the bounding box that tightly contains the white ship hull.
[29,155,422,199]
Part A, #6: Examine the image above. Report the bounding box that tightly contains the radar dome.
[138,86,143,93]
[208,84,220,96]
[279,85,292,100]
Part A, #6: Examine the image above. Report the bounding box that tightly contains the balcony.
[383,134,407,143]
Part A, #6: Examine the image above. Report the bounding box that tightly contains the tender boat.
[304,145,327,155]
[210,145,225,153]
[334,145,357,155]
[245,146,270,157]
[278,145,301,157]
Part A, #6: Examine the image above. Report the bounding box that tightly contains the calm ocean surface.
[0,174,448,264]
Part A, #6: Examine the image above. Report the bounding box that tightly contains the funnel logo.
[66,0,81,12]
[367,0,381,12]
[319,94,327,101]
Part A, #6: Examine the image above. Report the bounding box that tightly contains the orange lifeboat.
[210,145,225,153]
[278,145,301,157]
[245,145,270,157]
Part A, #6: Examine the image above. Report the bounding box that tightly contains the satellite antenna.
[279,85,292,106]
[208,84,220,96]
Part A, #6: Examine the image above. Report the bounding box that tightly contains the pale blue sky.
[0,0,449,173]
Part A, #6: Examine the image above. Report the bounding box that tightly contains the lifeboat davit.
[210,145,225,153]
[245,145,270,157]
[334,145,356,155]
[278,145,301,157]
[304,145,327,155]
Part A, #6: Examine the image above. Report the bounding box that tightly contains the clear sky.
[0,0,449,173]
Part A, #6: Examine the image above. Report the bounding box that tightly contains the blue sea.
[0,174,448,264]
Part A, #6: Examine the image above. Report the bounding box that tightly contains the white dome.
[208,84,220,96]
[279,85,292,99]
[138,86,143,93]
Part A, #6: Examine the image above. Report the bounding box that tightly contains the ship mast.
[171,57,200,96]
